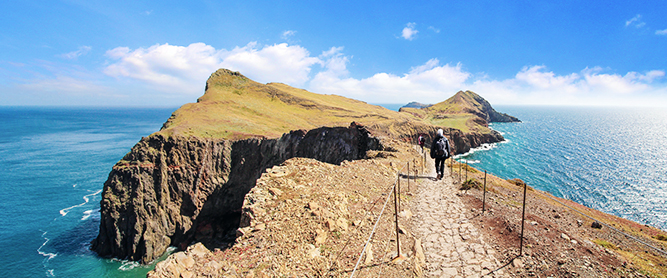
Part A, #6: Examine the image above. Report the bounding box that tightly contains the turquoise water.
[0,107,175,277]
[1,106,665,277]
[457,106,667,231]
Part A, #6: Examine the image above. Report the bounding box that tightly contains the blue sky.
[1,1,667,107]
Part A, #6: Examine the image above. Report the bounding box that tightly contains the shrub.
[460,178,482,190]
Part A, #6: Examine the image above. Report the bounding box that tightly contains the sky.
[1,0,667,107]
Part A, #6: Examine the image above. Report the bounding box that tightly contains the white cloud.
[281,30,297,40]
[60,46,92,59]
[68,42,667,107]
[402,22,418,40]
[656,29,667,35]
[428,26,441,33]
[625,14,645,28]
[469,66,667,106]
[104,42,321,94]
[309,53,667,106]
[311,57,470,103]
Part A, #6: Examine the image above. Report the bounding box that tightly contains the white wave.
[46,269,55,277]
[119,261,140,271]
[459,159,481,164]
[81,209,99,221]
[38,231,57,262]
[455,142,498,159]
[59,189,102,217]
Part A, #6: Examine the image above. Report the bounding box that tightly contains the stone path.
[412,158,505,277]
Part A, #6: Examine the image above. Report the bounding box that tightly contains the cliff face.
[91,124,381,263]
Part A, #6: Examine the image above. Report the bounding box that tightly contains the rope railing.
[349,157,420,277]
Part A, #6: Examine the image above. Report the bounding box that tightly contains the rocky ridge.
[147,146,667,277]
[92,69,519,264]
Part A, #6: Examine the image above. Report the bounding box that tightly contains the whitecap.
[455,143,498,159]
[119,260,140,271]
[81,209,99,221]
[38,231,57,262]
[59,189,102,217]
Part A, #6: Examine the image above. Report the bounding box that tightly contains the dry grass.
[157,70,425,140]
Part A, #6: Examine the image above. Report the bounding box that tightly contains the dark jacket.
[430,134,452,159]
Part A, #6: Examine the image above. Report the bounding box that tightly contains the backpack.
[434,137,448,158]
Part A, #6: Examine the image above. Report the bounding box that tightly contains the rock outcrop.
[91,124,382,263]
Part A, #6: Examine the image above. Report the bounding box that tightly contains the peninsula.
[92,69,666,277]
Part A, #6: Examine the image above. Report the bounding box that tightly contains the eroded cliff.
[92,124,381,263]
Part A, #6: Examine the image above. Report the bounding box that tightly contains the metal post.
[406,162,410,194]
[465,161,468,183]
[397,173,401,212]
[482,170,487,212]
[519,182,528,256]
[393,181,401,258]
[458,161,462,183]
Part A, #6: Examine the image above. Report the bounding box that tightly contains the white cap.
[437,129,443,136]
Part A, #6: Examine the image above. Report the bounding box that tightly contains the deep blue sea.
[457,106,667,231]
[0,107,176,277]
[1,106,665,277]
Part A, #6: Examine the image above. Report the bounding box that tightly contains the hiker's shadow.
[400,173,438,181]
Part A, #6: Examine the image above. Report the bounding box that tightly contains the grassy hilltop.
[156,69,515,140]
[158,69,423,140]
[400,90,520,133]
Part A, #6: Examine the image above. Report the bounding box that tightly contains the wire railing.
[345,134,665,277]
[449,153,667,259]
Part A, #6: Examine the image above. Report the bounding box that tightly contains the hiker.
[418,134,426,153]
[430,129,451,180]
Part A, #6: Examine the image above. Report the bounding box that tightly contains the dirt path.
[412,156,506,278]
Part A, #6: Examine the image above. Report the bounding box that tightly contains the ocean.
[457,106,667,231]
[1,106,665,277]
[0,107,176,278]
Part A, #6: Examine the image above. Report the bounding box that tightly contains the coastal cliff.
[91,124,382,263]
[92,69,519,263]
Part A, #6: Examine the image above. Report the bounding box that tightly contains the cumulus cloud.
[99,42,667,106]
[310,55,666,106]
[402,22,418,40]
[60,46,92,59]
[656,29,667,35]
[468,66,667,106]
[104,42,321,94]
[625,14,645,28]
[311,57,470,102]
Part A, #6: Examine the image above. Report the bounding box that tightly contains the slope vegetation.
[401,90,520,134]
[159,69,426,140]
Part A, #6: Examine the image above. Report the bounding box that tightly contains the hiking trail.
[412,155,506,277]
